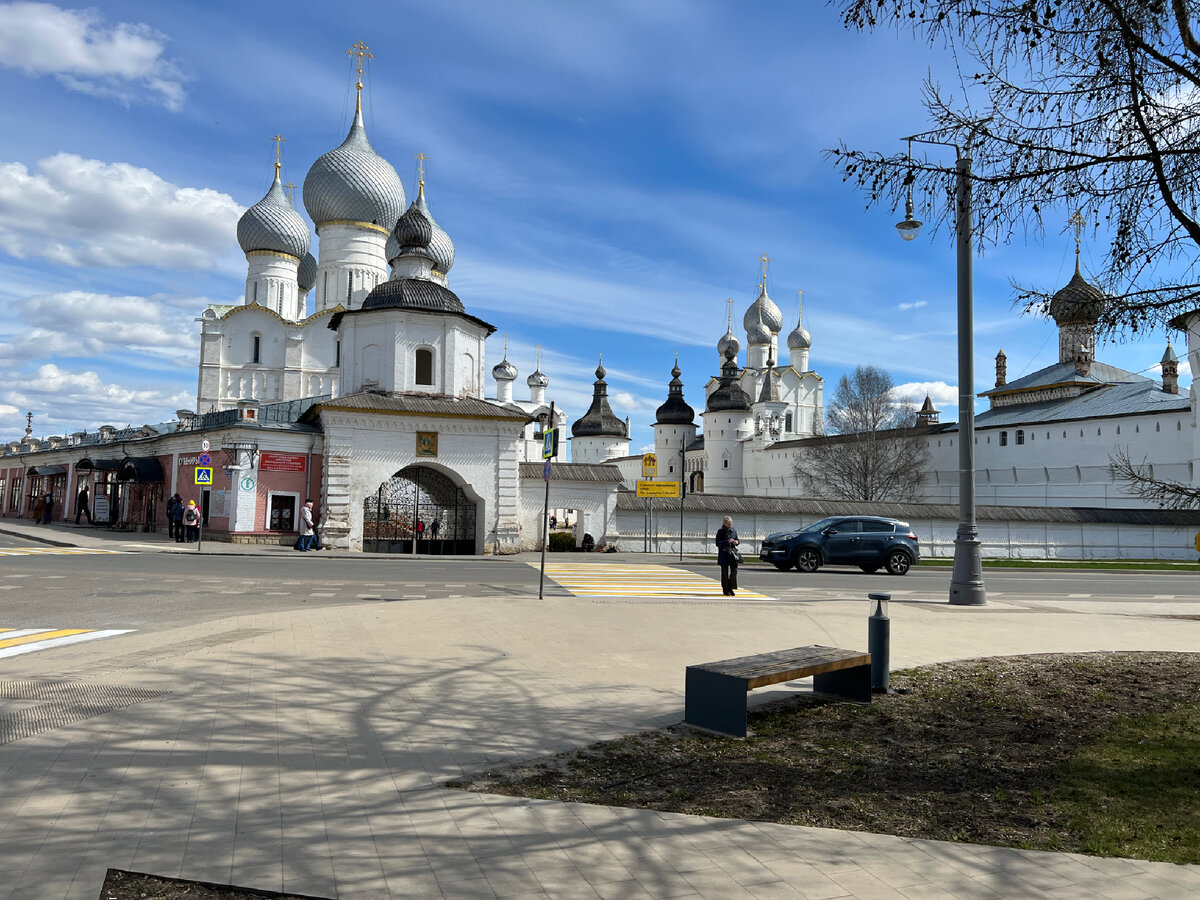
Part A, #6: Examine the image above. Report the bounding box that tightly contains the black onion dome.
[706,349,751,412]
[571,361,627,437]
[1049,264,1107,325]
[393,204,434,251]
[655,362,695,425]
[361,279,465,314]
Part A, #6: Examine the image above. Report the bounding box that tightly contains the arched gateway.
[363,465,477,554]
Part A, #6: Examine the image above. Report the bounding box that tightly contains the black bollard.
[868,592,890,694]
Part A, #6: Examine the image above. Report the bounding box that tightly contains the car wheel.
[773,561,793,571]
[885,550,911,575]
[795,548,820,573]
[859,565,879,574]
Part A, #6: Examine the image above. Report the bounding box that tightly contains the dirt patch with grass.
[451,651,1200,863]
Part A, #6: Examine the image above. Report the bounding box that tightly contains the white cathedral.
[5,45,1200,557]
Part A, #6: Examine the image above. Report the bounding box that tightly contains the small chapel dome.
[392,204,434,253]
[492,357,518,381]
[655,361,695,425]
[236,172,311,259]
[717,326,740,359]
[297,252,317,294]
[386,181,454,274]
[743,282,783,335]
[747,316,772,346]
[1048,264,1107,325]
[302,106,405,230]
[526,368,549,388]
[571,359,627,437]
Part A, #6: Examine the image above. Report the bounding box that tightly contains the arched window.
[415,348,434,385]
[251,334,261,365]
[999,431,1008,446]
[1015,430,1024,445]
[785,412,793,432]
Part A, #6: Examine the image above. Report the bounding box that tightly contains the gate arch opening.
[363,465,477,554]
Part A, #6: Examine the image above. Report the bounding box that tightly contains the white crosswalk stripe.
[0,626,135,659]
[0,547,124,557]
[536,563,775,599]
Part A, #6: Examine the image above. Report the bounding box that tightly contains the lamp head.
[896,217,923,241]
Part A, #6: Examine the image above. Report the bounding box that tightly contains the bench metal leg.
[813,664,872,703]
[684,667,749,736]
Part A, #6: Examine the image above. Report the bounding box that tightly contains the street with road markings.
[538,561,775,599]
[0,626,134,658]
[0,546,124,557]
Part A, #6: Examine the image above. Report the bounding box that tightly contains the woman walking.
[715,515,740,597]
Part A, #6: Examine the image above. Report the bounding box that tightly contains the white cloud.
[897,300,928,311]
[0,290,198,363]
[0,362,191,436]
[0,2,185,109]
[0,154,242,269]
[893,381,959,412]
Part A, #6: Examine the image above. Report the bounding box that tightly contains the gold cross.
[270,133,286,175]
[1068,209,1085,256]
[760,253,771,281]
[346,41,373,87]
[415,152,429,186]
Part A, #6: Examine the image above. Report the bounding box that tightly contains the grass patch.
[451,651,1200,863]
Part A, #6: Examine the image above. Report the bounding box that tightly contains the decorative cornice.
[314,219,392,236]
[245,249,301,263]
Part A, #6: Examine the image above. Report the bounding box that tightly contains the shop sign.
[259,452,306,473]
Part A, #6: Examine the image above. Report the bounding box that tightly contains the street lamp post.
[897,137,986,606]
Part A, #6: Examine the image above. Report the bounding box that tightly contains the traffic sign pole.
[538,401,555,600]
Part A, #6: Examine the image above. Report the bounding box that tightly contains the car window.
[800,517,840,534]
[861,519,894,534]
[831,520,861,534]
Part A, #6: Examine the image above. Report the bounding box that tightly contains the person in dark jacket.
[171,496,186,542]
[715,515,740,596]
[75,485,92,525]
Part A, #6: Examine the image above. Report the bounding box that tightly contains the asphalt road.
[1,529,1196,636]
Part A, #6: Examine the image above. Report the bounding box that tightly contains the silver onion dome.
[493,357,518,381]
[236,173,311,258]
[303,107,406,230]
[743,282,783,334]
[297,252,317,293]
[787,322,812,351]
[527,367,549,388]
[747,309,772,346]
[717,326,740,359]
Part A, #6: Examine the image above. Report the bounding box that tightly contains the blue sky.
[0,0,1190,452]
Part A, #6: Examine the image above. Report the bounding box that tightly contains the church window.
[723,459,729,468]
[1015,430,1024,445]
[335,341,341,367]
[347,271,353,304]
[999,431,1007,446]
[785,412,793,431]
[1062,431,1066,438]
[323,271,328,300]
[1178,420,1183,430]
[1116,425,1121,435]
[252,335,261,364]
[1097,427,1102,435]
[415,348,434,385]
[1135,425,1140,433]
[1156,422,1160,432]
[1148,464,1155,479]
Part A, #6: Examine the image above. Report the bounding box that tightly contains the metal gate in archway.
[363,465,477,554]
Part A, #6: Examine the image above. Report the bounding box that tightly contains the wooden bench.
[684,644,871,737]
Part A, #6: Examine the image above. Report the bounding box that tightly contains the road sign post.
[538,402,556,600]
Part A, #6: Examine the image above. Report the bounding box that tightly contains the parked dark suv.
[759,515,920,575]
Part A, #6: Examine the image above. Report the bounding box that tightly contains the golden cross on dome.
[759,253,771,282]
[1068,209,1085,257]
[346,41,373,88]
[270,133,286,176]
[415,152,429,187]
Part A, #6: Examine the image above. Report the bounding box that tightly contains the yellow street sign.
[636,480,678,498]
[641,452,657,477]
[194,466,213,485]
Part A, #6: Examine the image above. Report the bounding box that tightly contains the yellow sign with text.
[636,480,679,498]
[641,453,657,477]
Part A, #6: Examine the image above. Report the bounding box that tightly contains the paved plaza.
[1,521,1199,899]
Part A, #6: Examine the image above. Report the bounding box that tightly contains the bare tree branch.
[1108,448,1200,510]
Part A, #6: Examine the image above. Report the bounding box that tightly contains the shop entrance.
[363,465,477,554]
[269,494,297,532]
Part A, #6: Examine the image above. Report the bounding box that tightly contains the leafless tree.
[830,0,1200,336]
[794,365,930,502]
[1108,447,1200,509]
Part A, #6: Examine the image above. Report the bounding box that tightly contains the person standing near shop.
[32,492,46,524]
[715,515,740,597]
[297,499,315,551]
[41,492,54,524]
[183,499,200,542]
[171,495,185,542]
[75,484,92,525]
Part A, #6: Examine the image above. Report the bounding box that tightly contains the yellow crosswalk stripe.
[535,563,774,599]
[0,628,91,649]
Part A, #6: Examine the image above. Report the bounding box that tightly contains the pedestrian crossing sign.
[194,466,213,485]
